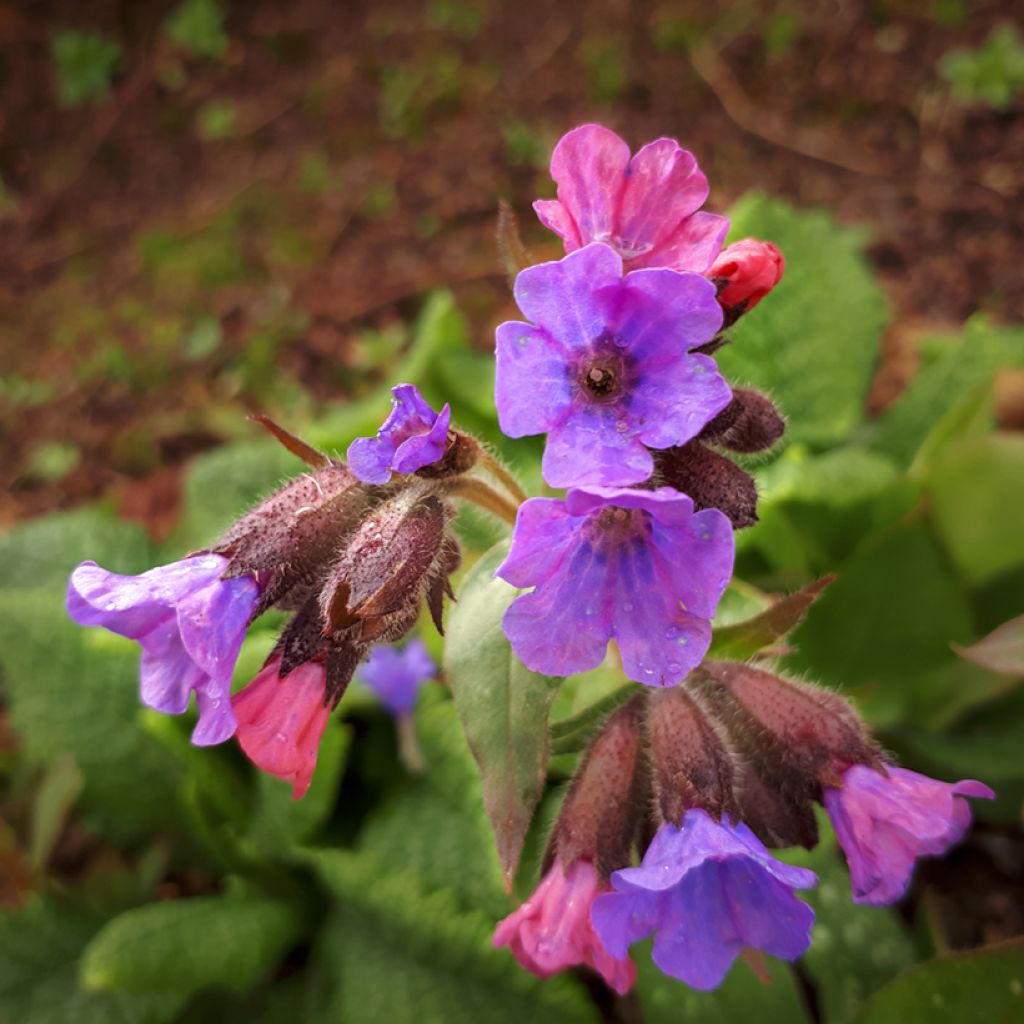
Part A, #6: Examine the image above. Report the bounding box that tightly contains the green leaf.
[0,898,186,1024]
[80,894,303,996]
[301,847,594,1024]
[926,432,1024,586]
[755,445,899,508]
[51,30,121,107]
[708,576,833,660]
[953,613,1024,678]
[29,752,84,870]
[849,939,1024,1023]
[164,0,229,60]
[444,541,560,886]
[720,195,886,448]
[784,519,975,728]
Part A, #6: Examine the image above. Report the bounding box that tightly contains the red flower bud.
[709,239,784,319]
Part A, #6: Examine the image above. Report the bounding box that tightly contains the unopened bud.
[654,442,758,528]
[648,687,738,825]
[550,695,647,877]
[700,389,786,454]
[709,239,784,325]
[734,760,820,849]
[215,462,367,610]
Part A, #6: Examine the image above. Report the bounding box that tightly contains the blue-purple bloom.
[494,243,730,488]
[359,637,437,716]
[347,383,451,485]
[591,810,817,990]
[824,764,995,906]
[495,486,733,684]
[66,554,259,745]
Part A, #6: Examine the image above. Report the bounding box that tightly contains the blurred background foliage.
[0,1,1021,1022]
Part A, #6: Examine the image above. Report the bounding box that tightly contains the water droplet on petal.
[668,661,681,675]
[616,419,629,434]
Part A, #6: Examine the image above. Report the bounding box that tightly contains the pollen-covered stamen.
[583,364,618,399]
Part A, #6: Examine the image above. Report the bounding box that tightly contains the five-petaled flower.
[824,764,995,906]
[495,243,730,487]
[232,656,332,799]
[591,810,817,990]
[493,859,636,996]
[66,554,259,745]
[495,486,733,683]
[347,383,451,485]
[534,123,729,273]
[359,637,437,717]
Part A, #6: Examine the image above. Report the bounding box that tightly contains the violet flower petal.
[494,324,574,438]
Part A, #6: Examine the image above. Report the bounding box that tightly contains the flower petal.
[542,409,654,488]
[494,498,581,590]
[632,211,731,273]
[533,198,582,251]
[494,323,574,438]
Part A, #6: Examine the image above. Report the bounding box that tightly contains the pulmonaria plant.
[65,121,995,1006]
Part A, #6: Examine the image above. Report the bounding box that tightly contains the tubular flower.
[359,637,437,717]
[534,123,729,273]
[493,859,636,996]
[824,764,995,906]
[709,239,785,316]
[347,384,451,485]
[232,657,332,799]
[591,810,817,991]
[495,243,729,487]
[67,554,258,745]
[495,486,733,683]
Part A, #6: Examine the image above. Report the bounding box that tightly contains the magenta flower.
[495,243,729,487]
[591,810,817,990]
[232,657,331,799]
[67,554,258,745]
[359,637,437,717]
[493,859,636,996]
[534,124,729,273]
[347,383,451,485]
[495,486,733,683]
[824,764,995,906]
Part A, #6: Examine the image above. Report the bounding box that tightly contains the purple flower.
[495,243,729,487]
[495,486,733,684]
[359,638,437,716]
[591,810,817,990]
[824,764,995,906]
[347,384,451,485]
[66,554,259,745]
[534,124,729,273]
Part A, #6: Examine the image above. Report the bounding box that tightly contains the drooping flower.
[824,764,995,906]
[591,810,817,991]
[67,554,259,745]
[359,637,437,716]
[495,243,729,487]
[709,239,785,316]
[347,384,451,485]
[495,486,734,683]
[534,123,729,273]
[232,657,331,799]
[494,859,636,995]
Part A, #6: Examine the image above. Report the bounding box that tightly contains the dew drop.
[623,601,634,612]
[615,419,629,434]
[518,335,530,347]
[664,626,678,639]
[668,661,681,675]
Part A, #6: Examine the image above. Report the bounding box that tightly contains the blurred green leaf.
[755,445,899,507]
[940,25,1024,110]
[0,899,186,1024]
[51,30,121,107]
[81,894,302,996]
[953,613,1024,678]
[720,195,886,448]
[29,752,84,871]
[926,433,1024,587]
[444,544,559,886]
[164,0,229,60]
[849,938,1024,1023]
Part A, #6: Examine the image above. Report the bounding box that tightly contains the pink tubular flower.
[709,239,784,314]
[493,860,636,996]
[232,658,332,799]
[824,764,995,906]
[533,123,729,273]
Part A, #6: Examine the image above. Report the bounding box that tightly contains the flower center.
[584,505,650,551]
[584,365,618,398]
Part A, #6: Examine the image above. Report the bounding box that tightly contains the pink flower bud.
[709,239,784,316]
[232,657,331,799]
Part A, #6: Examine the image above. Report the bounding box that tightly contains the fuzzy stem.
[478,449,529,506]
[448,477,520,525]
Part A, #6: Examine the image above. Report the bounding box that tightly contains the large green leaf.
[848,939,1024,1023]
[80,893,303,997]
[720,195,886,448]
[301,847,594,1024]
[444,541,561,886]
[0,898,186,1024]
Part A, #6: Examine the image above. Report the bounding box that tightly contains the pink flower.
[493,859,636,995]
[709,239,784,314]
[824,764,995,905]
[533,124,728,273]
[232,658,331,799]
